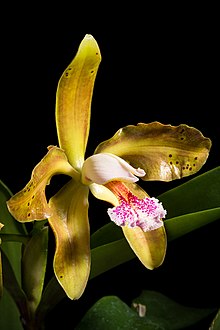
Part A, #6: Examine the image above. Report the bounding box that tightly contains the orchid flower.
[7,34,211,300]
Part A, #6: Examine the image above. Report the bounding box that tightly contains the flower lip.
[107,194,167,232]
[81,153,146,185]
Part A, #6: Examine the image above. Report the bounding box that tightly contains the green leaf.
[22,226,48,314]
[90,239,134,279]
[210,308,220,330]
[0,250,27,330]
[0,290,24,330]
[91,221,122,249]
[165,207,220,241]
[35,276,66,324]
[1,249,27,311]
[131,290,216,329]
[158,166,220,218]
[75,295,156,330]
[0,180,27,233]
[0,180,27,281]
[0,180,27,330]
[75,291,216,329]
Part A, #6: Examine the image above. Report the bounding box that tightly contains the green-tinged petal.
[56,34,101,170]
[22,227,48,314]
[89,183,119,206]
[95,122,211,181]
[123,183,167,269]
[7,146,78,222]
[122,226,167,269]
[48,180,90,300]
[82,153,145,185]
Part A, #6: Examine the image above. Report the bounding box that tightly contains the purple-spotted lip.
[107,195,167,232]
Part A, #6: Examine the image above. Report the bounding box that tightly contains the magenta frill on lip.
[107,192,167,232]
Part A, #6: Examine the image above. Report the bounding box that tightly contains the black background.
[1,5,219,329]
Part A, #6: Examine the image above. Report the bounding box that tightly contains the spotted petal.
[7,146,78,222]
[48,180,90,300]
[95,122,211,181]
[56,34,101,170]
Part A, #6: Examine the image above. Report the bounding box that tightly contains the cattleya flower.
[7,35,211,300]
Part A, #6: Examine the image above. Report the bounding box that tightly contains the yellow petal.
[89,183,119,206]
[56,34,101,170]
[48,180,90,300]
[95,122,211,181]
[122,225,167,269]
[7,146,77,222]
[82,153,145,185]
